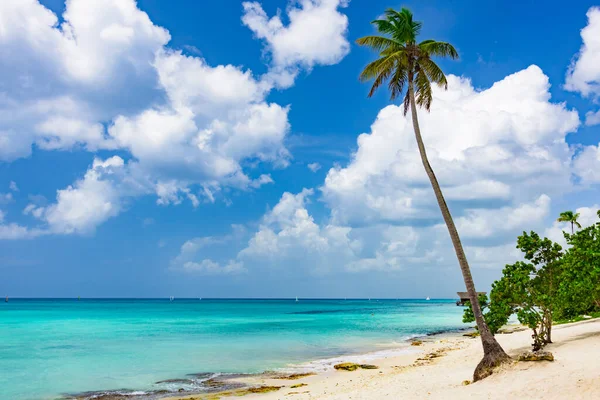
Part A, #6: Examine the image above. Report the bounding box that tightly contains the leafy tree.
[356,7,510,381]
[462,293,511,335]
[558,223,600,317]
[557,211,581,234]
[463,232,563,351]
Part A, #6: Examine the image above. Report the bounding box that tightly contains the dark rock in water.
[155,378,195,385]
[178,388,185,392]
[64,389,169,400]
[518,351,554,362]
[185,372,214,379]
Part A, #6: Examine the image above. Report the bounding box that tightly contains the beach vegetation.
[557,211,581,234]
[465,220,600,350]
[356,6,510,381]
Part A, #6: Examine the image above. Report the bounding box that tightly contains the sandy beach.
[168,318,600,400]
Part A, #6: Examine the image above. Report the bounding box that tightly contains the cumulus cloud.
[9,181,18,192]
[0,0,351,237]
[565,7,600,97]
[455,195,551,239]
[242,0,350,87]
[585,110,600,126]
[323,66,579,227]
[36,156,130,234]
[0,0,169,161]
[573,144,600,184]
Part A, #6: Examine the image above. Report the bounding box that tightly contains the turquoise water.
[0,299,466,400]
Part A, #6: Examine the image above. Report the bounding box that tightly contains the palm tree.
[557,211,581,234]
[356,8,510,381]
[596,209,600,220]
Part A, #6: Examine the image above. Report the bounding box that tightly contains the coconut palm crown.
[557,211,581,234]
[356,8,458,114]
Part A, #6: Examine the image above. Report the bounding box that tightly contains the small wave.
[62,389,157,400]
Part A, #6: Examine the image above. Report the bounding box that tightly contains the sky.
[1,0,600,298]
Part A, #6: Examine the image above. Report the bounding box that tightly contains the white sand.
[206,318,600,400]
[168,319,600,400]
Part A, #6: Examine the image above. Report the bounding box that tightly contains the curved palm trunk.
[407,84,510,381]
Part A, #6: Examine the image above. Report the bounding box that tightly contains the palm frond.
[359,55,395,82]
[419,40,459,59]
[388,64,408,100]
[371,18,397,35]
[369,68,393,98]
[356,35,402,52]
[414,70,433,111]
[419,57,448,89]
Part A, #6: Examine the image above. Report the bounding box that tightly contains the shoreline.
[166,319,600,400]
[159,326,477,400]
[66,327,474,400]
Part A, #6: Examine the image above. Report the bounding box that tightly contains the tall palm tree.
[557,211,581,234]
[597,209,600,220]
[356,8,510,381]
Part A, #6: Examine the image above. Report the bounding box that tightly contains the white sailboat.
[295,296,299,302]
[169,296,174,302]
[426,297,431,301]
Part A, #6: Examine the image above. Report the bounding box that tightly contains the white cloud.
[323,66,579,227]
[0,192,13,204]
[455,195,551,239]
[180,259,247,275]
[565,7,600,97]
[573,144,600,183]
[307,162,322,172]
[9,181,18,192]
[585,109,600,126]
[36,156,130,234]
[0,0,352,236]
[242,0,350,87]
[0,206,43,240]
[0,0,169,161]
[170,227,248,275]
[0,223,42,240]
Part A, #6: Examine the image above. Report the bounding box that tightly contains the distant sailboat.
[169,296,174,302]
[295,296,299,302]
[426,297,431,301]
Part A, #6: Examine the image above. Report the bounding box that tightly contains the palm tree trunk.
[407,83,510,381]
[571,222,574,235]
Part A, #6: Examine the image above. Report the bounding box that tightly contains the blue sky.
[1,0,600,298]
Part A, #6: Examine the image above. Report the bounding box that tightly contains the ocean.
[0,298,467,399]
